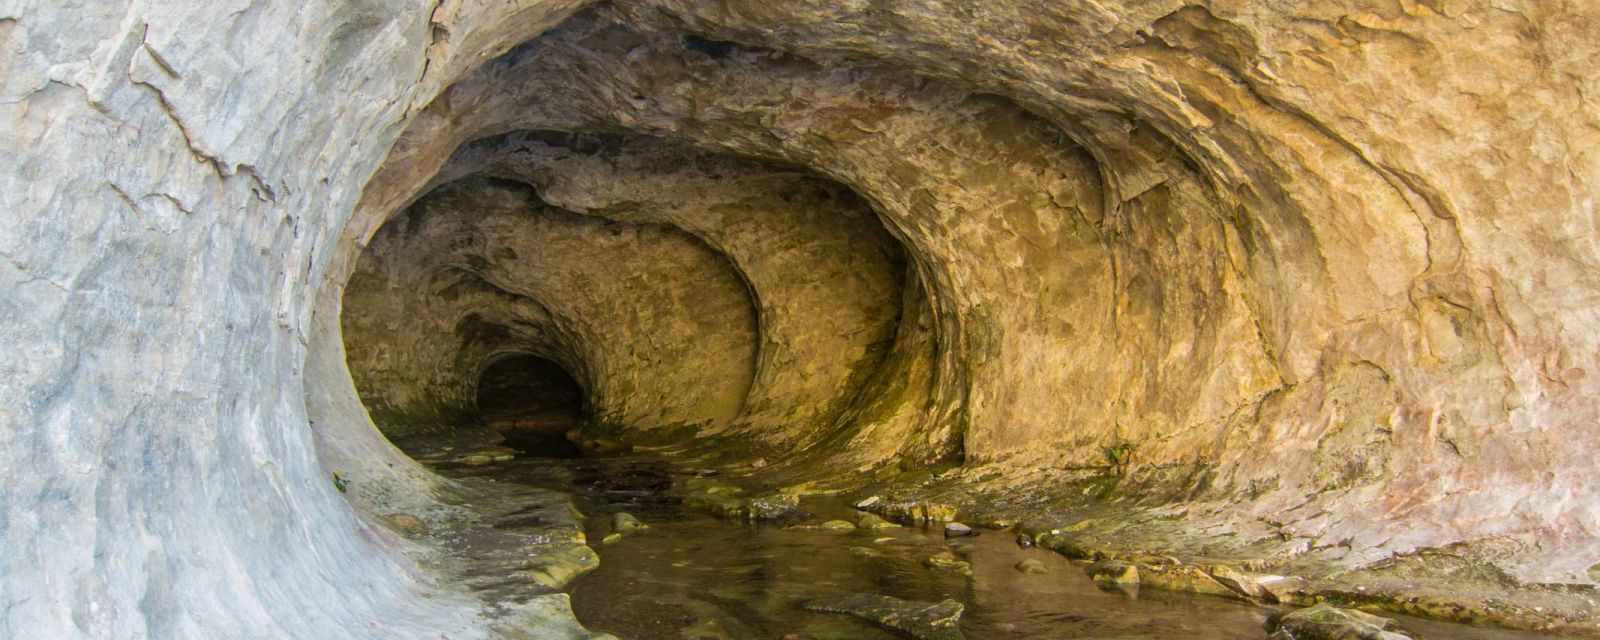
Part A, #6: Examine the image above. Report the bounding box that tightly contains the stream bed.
[433,450,1560,640]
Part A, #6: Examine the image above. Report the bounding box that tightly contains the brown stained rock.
[1137,564,1240,599]
[382,513,429,537]
[803,593,966,640]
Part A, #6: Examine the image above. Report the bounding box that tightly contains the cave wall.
[343,134,908,447]
[4,0,1599,638]
[343,176,762,437]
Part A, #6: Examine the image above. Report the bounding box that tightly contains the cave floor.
[397,431,1566,640]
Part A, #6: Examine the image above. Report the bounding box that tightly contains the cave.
[475,354,587,455]
[6,1,1600,639]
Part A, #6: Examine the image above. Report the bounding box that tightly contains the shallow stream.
[435,451,1558,640]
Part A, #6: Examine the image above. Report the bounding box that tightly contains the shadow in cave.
[475,354,587,458]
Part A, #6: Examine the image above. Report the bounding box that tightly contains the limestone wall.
[4,0,1599,637]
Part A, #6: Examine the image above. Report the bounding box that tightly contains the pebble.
[944,522,975,538]
[1016,533,1034,548]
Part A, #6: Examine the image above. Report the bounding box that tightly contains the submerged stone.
[803,593,966,640]
[1014,558,1048,574]
[1266,604,1414,640]
[923,551,973,576]
[856,513,898,529]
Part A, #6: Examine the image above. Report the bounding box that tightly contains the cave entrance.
[475,354,587,457]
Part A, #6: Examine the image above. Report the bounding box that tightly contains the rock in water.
[943,522,974,537]
[1014,558,1048,574]
[923,551,973,576]
[611,512,647,533]
[1267,604,1414,640]
[802,593,966,640]
[1086,560,1139,586]
[856,512,898,529]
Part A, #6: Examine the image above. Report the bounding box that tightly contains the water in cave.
[11,1,1600,639]
[476,355,587,458]
[322,6,1594,640]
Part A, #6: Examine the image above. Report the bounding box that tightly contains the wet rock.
[854,496,882,509]
[1037,532,1102,560]
[980,517,1017,529]
[600,532,622,545]
[1015,534,1034,548]
[1137,563,1239,599]
[856,513,898,529]
[744,492,801,520]
[526,544,601,590]
[923,551,973,576]
[943,522,974,538]
[1014,558,1048,574]
[819,519,857,531]
[1208,564,1270,601]
[802,593,965,640]
[612,512,648,533]
[1258,576,1310,605]
[382,513,429,537]
[580,438,632,455]
[1086,560,1139,586]
[877,501,959,525]
[682,483,800,522]
[1266,604,1414,640]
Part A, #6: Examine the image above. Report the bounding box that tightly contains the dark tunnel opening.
[476,354,588,457]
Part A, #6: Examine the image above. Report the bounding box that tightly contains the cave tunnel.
[7,1,1600,639]
[475,354,588,456]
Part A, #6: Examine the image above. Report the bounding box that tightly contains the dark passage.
[476,354,587,456]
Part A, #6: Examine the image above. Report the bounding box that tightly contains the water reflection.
[440,454,1558,640]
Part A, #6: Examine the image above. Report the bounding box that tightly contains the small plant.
[1102,441,1136,475]
[332,471,349,493]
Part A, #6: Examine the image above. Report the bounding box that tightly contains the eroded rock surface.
[5,0,1600,638]
[803,593,966,640]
